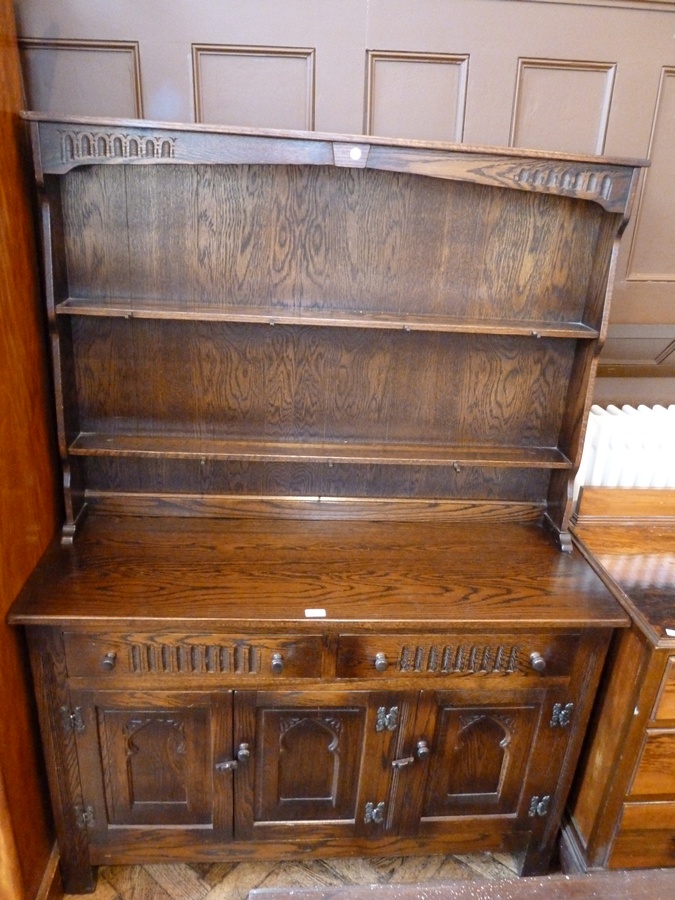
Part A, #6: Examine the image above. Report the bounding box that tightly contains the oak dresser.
[9,115,644,892]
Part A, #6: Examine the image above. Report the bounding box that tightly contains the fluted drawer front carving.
[63,632,323,679]
[336,633,579,679]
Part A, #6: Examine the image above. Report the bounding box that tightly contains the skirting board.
[35,843,62,900]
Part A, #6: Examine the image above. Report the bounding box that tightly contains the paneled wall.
[13,0,675,401]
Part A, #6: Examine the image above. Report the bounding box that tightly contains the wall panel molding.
[192,44,315,130]
[365,50,468,141]
[524,1,675,9]
[511,57,616,155]
[18,37,143,117]
[600,324,675,375]
[625,67,675,283]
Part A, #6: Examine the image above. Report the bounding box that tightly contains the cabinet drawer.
[609,802,675,869]
[63,632,323,679]
[336,632,579,679]
[630,729,675,798]
[619,800,675,832]
[653,657,675,721]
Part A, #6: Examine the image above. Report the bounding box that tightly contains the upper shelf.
[26,112,646,215]
[55,297,599,339]
[69,431,572,469]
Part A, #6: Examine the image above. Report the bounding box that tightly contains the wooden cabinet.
[561,488,675,872]
[64,682,572,845]
[21,576,621,894]
[8,115,643,892]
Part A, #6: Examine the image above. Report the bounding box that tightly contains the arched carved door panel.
[257,709,361,821]
[69,689,233,839]
[233,689,403,841]
[422,702,538,817]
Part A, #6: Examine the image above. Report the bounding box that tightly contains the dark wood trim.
[34,843,63,900]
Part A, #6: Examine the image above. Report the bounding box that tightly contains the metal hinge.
[528,795,551,818]
[550,702,574,728]
[375,706,399,732]
[61,706,85,734]
[364,801,385,824]
[74,805,95,829]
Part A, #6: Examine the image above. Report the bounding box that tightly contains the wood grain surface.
[10,516,627,629]
[572,488,675,638]
[0,1,58,895]
[60,164,605,322]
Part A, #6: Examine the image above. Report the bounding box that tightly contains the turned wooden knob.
[374,652,389,672]
[101,651,117,671]
[529,652,547,672]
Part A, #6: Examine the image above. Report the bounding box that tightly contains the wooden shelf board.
[69,432,572,468]
[56,298,598,339]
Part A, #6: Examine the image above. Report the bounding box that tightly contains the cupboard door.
[397,689,544,834]
[70,690,233,837]
[233,690,403,840]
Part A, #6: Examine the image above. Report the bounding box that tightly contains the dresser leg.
[520,840,555,877]
[59,855,97,894]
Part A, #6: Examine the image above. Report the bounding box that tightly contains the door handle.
[215,742,250,771]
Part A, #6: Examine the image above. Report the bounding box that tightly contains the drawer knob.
[374,652,389,672]
[101,651,117,671]
[530,651,547,673]
[416,740,431,760]
[271,652,285,674]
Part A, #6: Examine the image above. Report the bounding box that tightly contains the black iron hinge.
[550,702,574,728]
[528,795,551,818]
[375,706,399,732]
[60,706,86,734]
[74,805,95,829]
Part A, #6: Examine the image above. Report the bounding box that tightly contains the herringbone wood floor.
[64,853,523,899]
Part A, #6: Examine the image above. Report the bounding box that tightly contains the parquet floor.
[64,853,522,900]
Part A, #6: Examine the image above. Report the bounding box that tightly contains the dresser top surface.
[10,515,626,630]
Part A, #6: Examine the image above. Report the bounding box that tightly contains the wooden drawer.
[63,632,324,679]
[629,729,675,798]
[336,632,580,679]
[653,656,675,721]
[609,802,675,869]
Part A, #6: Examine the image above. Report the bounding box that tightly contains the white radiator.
[574,404,675,498]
